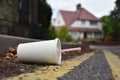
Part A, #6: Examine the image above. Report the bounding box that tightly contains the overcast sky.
[47,0,116,18]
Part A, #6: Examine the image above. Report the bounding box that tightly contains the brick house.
[52,4,103,40]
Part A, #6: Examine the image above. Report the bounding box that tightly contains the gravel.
[0,48,40,78]
[58,49,114,80]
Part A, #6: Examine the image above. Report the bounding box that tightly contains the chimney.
[76,4,81,10]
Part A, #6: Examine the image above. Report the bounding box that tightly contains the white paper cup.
[17,38,61,65]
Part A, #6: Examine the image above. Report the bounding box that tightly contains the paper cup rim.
[55,38,62,65]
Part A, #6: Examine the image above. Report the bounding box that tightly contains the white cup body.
[17,38,61,65]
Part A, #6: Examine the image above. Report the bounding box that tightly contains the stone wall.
[0,0,19,35]
[0,0,18,24]
[0,0,39,38]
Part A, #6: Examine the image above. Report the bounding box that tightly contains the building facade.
[52,4,103,40]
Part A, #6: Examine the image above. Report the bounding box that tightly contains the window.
[19,0,24,9]
[58,20,60,25]
[71,32,77,36]
[19,0,29,23]
[94,32,101,37]
[90,21,98,25]
[19,2,22,9]
[81,20,86,25]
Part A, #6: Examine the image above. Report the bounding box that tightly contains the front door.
[84,32,87,39]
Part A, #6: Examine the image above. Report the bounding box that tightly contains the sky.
[47,0,116,18]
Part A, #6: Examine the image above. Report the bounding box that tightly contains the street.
[0,35,120,80]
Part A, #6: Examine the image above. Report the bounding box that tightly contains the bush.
[57,25,73,42]
[48,25,57,39]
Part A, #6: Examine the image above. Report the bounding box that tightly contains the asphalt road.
[0,35,120,80]
[59,46,120,80]
[0,35,37,55]
[0,34,84,55]
[58,49,114,80]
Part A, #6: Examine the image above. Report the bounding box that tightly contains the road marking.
[6,52,94,80]
[104,50,120,80]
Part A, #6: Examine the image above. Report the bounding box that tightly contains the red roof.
[60,8,101,27]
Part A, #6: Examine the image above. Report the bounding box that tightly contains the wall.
[70,31,84,40]
[0,0,19,35]
[0,0,18,25]
[71,20,102,30]
[70,31,103,40]
[52,12,65,27]
[0,0,38,38]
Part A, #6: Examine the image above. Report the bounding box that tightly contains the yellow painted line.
[6,52,94,80]
[104,50,120,80]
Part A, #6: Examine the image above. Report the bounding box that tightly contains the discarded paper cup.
[17,38,61,65]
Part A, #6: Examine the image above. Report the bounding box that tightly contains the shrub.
[57,25,73,42]
[48,25,57,39]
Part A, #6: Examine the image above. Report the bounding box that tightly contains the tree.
[110,0,120,41]
[38,0,52,39]
[48,25,56,39]
[101,16,113,41]
[101,16,113,35]
[57,25,72,42]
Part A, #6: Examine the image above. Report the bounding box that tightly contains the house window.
[58,20,60,25]
[90,21,98,25]
[81,20,86,25]
[94,32,101,37]
[71,32,77,36]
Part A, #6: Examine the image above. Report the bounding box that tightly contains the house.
[52,4,103,40]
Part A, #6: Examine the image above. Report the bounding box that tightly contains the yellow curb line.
[104,50,120,80]
[6,52,94,80]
